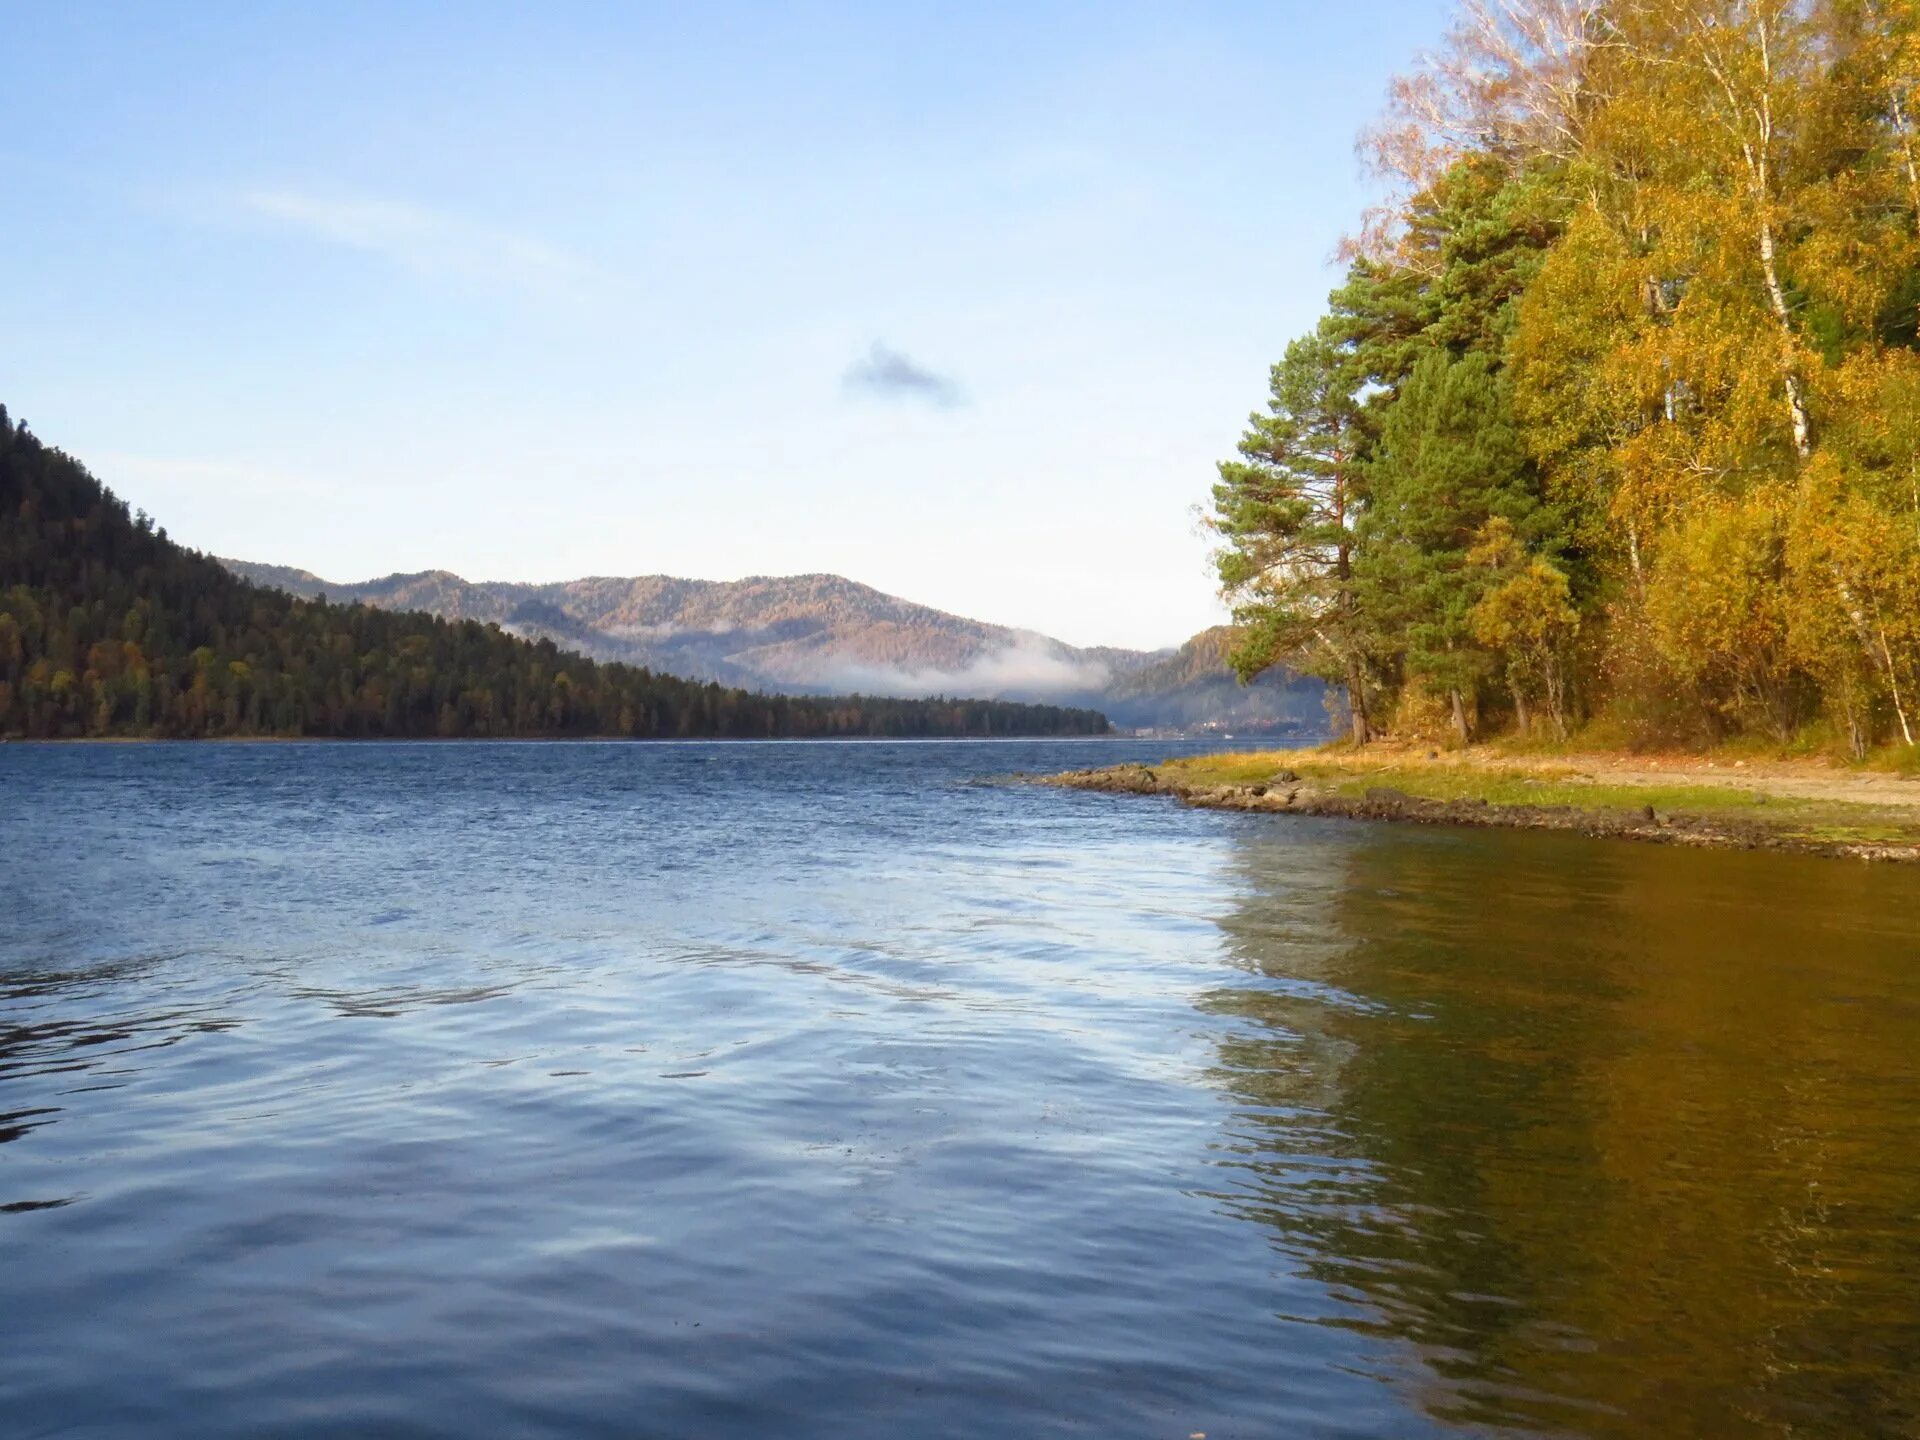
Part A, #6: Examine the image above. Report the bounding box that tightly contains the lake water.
[5,739,1920,1438]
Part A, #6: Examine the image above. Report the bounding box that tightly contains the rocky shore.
[1040,761,1920,863]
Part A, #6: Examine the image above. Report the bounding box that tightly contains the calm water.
[5,740,1920,1438]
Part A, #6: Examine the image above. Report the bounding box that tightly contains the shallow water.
[4,739,1919,1438]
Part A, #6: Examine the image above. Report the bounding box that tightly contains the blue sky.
[2,1,1451,649]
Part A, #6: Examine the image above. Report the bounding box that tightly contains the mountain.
[219,561,1329,733]
[1101,628,1322,731]
[0,407,1109,740]
[216,564,1120,690]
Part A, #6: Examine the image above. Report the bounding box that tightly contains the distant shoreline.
[1041,747,1920,863]
[1,732,1285,747]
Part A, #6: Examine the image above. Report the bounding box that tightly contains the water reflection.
[1202,823,1920,1437]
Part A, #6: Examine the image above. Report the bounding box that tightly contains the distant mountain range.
[219,561,1326,733]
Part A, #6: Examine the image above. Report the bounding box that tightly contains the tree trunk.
[1545,657,1569,741]
[1690,19,1811,455]
[1835,575,1915,747]
[1755,211,1813,459]
[1874,617,1916,747]
[1449,688,1471,745]
[1892,85,1920,231]
[1513,686,1532,739]
[1346,664,1371,746]
[1336,529,1368,746]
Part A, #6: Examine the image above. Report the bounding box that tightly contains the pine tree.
[1211,330,1377,742]
[1356,350,1545,740]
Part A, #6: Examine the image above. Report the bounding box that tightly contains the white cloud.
[241,186,592,297]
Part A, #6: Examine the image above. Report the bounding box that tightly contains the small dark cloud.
[842,342,964,408]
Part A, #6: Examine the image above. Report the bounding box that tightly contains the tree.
[1468,517,1580,736]
[1214,150,1570,747]
[1355,0,1606,262]
[1787,453,1920,751]
[1357,350,1546,741]
[1645,493,1804,740]
[1211,330,1377,742]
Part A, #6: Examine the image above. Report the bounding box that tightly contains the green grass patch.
[1288,764,1773,814]
[1863,743,1920,776]
[1150,749,1920,847]
[1312,770,1772,813]
[1154,752,1306,789]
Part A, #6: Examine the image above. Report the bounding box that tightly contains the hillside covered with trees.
[0,411,1109,740]
[1213,0,1920,756]
[218,558,1326,731]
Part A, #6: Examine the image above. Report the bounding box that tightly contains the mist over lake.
[5,739,1919,1439]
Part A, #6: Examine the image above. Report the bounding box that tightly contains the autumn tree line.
[0,412,1110,740]
[1212,0,1920,754]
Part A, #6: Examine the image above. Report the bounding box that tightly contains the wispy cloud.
[842,342,964,409]
[816,634,1110,701]
[241,186,591,297]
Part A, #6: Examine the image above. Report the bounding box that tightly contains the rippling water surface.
[5,739,1920,1438]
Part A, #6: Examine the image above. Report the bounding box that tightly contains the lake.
[4,739,1919,1438]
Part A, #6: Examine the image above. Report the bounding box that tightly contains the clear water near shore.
[4,738,1919,1438]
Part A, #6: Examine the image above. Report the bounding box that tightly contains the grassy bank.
[1042,744,1920,861]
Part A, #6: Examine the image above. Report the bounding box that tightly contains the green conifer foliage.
[1357,350,1544,739]
[1211,331,1376,741]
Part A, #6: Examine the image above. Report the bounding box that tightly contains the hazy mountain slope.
[221,559,1327,730]
[220,559,332,593]
[219,564,1061,684]
[1098,627,1325,731]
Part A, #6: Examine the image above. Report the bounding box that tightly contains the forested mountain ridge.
[0,410,1110,740]
[220,559,1328,731]
[1212,0,1920,757]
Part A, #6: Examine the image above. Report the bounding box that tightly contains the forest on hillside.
[1212,0,1920,755]
[0,412,1110,740]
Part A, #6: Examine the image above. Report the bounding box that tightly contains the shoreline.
[0,732,1143,747]
[1039,748,1920,863]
